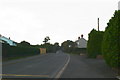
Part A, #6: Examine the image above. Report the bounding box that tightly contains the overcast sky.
[0,0,119,45]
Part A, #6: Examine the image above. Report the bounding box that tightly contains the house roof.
[0,36,17,45]
[0,36,14,42]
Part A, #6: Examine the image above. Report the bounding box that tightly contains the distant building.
[0,34,17,46]
[75,34,87,48]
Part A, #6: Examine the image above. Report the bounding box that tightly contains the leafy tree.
[61,40,76,53]
[54,42,59,47]
[43,36,50,44]
[41,43,55,53]
[54,42,60,52]
[19,41,30,46]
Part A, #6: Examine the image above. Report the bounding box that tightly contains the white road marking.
[55,54,70,78]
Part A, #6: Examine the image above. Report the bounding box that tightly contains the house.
[75,34,87,48]
[0,34,17,46]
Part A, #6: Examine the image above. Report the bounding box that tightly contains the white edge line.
[55,54,70,78]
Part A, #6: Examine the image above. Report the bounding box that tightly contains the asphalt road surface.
[2,52,117,79]
[2,51,69,78]
[60,54,117,78]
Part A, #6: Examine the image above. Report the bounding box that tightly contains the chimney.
[78,37,80,40]
[81,34,83,38]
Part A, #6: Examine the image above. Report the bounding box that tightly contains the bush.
[102,10,120,68]
[87,29,104,58]
[2,43,40,60]
[40,43,59,53]
[61,40,76,53]
[72,48,87,54]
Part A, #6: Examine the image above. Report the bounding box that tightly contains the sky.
[0,0,119,45]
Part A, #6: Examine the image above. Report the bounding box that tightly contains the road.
[2,51,117,79]
[60,54,117,78]
[2,51,69,78]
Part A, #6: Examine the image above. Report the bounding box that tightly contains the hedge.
[40,43,59,53]
[2,43,40,60]
[72,48,87,54]
[102,10,120,68]
[87,29,104,58]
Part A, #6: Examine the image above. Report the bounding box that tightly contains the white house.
[75,35,87,48]
[0,35,17,46]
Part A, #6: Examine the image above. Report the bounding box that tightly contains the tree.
[61,40,76,52]
[19,41,30,46]
[54,42,60,51]
[43,36,50,44]
[54,42,59,47]
[41,43,55,53]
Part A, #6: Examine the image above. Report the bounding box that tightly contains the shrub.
[61,40,76,53]
[87,29,104,58]
[40,43,59,53]
[72,48,87,54]
[2,43,40,60]
[102,10,120,68]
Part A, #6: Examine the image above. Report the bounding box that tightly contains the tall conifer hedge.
[87,29,104,58]
[102,10,120,68]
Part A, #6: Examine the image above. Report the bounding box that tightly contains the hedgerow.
[87,29,104,58]
[102,10,120,67]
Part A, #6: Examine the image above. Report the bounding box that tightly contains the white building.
[0,35,17,46]
[75,35,87,48]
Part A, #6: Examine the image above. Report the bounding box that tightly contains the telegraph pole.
[98,18,99,31]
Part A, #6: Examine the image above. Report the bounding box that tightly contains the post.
[118,1,120,10]
[0,42,2,79]
[98,18,99,31]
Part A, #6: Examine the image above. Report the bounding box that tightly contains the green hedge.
[72,48,87,54]
[87,29,104,58]
[2,43,40,60]
[40,43,59,53]
[102,10,120,68]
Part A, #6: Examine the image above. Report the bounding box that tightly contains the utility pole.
[98,18,99,31]
[118,1,120,10]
